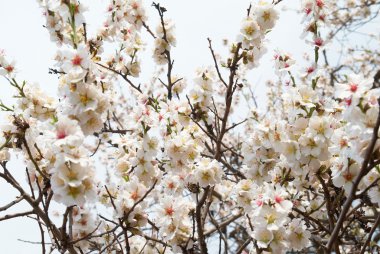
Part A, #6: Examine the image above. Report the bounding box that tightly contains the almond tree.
[1,1,380,254]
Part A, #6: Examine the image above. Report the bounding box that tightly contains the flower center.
[130,191,139,200]
[56,130,67,139]
[275,195,283,203]
[314,38,323,47]
[167,182,175,189]
[307,66,315,74]
[245,26,255,36]
[349,83,358,93]
[256,199,263,207]
[265,214,276,224]
[71,55,82,66]
[5,65,14,73]
[262,11,271,22]
[344,97,352,106]
[165,207,174,216]
[316,0,324,8]
[344,172,354,182]
[339,139,348,148]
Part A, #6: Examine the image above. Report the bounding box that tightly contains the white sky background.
[0,0,334,253]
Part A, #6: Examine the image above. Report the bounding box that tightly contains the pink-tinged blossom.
[335,74,373,104]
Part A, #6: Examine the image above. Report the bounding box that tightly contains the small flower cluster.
[234,182,310,253]
[237,2,278,69]
[331,75,380,195]
[273,51,295,74]
[155,196,193,248]
[153,19,176,65]
[38,0,87,45]
[301,0,329,47]
[0,50,16,78]
[188,68,216,121]
[16,83,56,121]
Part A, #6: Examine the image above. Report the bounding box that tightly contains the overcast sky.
[0,0,305,253]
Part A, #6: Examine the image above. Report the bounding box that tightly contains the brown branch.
[293,207,330,235]
[97,63,142,94]
[207,38,227,88]
[153,2,175,100]
[22,139,48,180]
[0,163,77,254]
[0,196,24,211]
[214,42,242,161]
[205,211,243,237]
[316,174,335,231]
[142,22,156,39]
[139,233,168,247]
[0,210,34,221]
[236,238,251,254]
[360,213,380,254]
[196,187,210,254]
[208,211,228,253]
[225,119,248,133]
[125,180,157,219]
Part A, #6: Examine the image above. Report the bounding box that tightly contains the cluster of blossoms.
[301,0,328,46]
[154,196,193,249]
[101,0,146,80]
[294,0,329,85]
[69,206,99,250]
[329,0,378,35]
[38,0,87,45]
[153,18,176,65]
[29,1,113,208]
[331,75,380,194]
[2,0,380,254]
[273,51,296,74]
[188,68,216,120]
[234,182,310,252]
[240,73,379,253]
[237,1,278,69]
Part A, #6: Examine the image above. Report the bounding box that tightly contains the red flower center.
[307,66,315,74]
[349,83,358,93]
[71,55,82,66]
[344,172,353,181]
[316,0,324,8]
[5,65,14,73]
[344,97,352,106]
[275,195,284,203]
[340,139,348,148]
[314,38,323,47]
[131,192,139,200]
[165,207,174,216]
[56,130,67,139]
